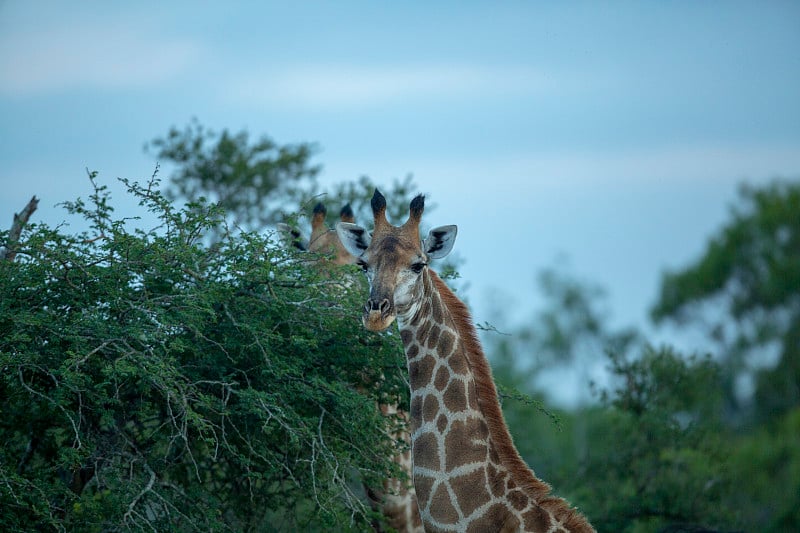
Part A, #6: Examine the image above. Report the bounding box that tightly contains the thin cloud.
[0,25,202,95]
[318,142,800,209]
[225,64,575,110]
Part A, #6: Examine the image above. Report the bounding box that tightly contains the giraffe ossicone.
[337,190,595,533]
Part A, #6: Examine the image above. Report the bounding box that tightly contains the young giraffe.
[336,191,595,533]
[281,202,423,532]
[278,202,360,265]
[307,202,360,265]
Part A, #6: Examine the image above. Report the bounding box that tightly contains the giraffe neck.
[368,404,424,533]
[396,270,594,533]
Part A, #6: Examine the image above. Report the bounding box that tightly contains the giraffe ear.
[423,225,457,260]
[336,222,372,257]
[277,223,308,251]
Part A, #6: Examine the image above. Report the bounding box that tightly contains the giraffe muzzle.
[363,298,395,331]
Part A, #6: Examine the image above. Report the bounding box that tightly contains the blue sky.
[2,2,799,402]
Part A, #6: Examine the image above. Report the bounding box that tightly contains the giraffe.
[280,201,423,532]
[278,202,359,265]
[307,202,360,266]
[336,190,595,533]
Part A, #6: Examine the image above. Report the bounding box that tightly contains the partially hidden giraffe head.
[336,189,457,331]
[279,202,358,266]
[307,202,359,266]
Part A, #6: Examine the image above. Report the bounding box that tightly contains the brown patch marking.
[488,464,507,498]
[434,366,450,391]
[436,414,448,433]
[414,475,435,508]
[427,324,441,349]
[437,330,455,358]
[451,467,491,517]
[466,503,515,533]
[522,505,553,532]
[442,380,467,413]
[409,355,436,386]
[508,488,529,511]
[409,396,423,430]
[416,320,431,343]
[467,380,480,410]
[422,394,439,423]
[445,419,488,471]
[407,343,419,359]
[429,483,460,524]
[431,294,444,323]
[413,432,440,471]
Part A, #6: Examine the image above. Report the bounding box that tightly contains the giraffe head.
[336,190,457,331]
[279,202,358,266]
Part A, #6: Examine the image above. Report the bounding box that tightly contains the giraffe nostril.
[366,298,392,316]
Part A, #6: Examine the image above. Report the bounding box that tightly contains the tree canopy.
[145,119,320,236]
[489,198,800,532]
[652,179,800,422]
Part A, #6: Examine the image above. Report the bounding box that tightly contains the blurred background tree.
[652,180,800,425]
[145,118,320,238]
[146,120,429,235]
[488,267,733,532]
[489,177,800,532]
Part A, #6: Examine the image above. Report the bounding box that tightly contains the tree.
[576,348,733,533]
[0,171,410,531]
[651,179,800,422]
[489,263,638,405]
[487,267,744,532]
[0,196,39,261]
[145,119,320,237]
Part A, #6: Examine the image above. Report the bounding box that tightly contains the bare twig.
[80,233,106,244]
[123,459,157,529]
[1,195,39,261]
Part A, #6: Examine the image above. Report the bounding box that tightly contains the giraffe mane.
[429,270,594,530]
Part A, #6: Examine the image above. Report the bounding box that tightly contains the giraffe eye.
[410,262,426,274]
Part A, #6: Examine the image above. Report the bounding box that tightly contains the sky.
[1,1,799,404]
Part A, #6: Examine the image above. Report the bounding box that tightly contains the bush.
[0,172,409,532]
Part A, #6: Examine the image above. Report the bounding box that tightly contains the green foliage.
[652,179,800,422]
[489,266,722,531]
[491,257,799,532]
[727,407,800,531]
[146,118,320,235]
[579,348,731,532]
[0,171,410,532]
